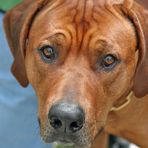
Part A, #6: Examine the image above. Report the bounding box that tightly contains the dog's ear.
[131,5,148,98]
[121,2,148,98]
[3,0,47,87]
[110,0,148,97]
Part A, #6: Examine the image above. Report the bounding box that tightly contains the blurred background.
[0,0,22,11]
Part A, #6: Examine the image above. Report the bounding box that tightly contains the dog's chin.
[41,132,92,148]
[53,142,75,147]
[40,121,93,147]
[53,142,91,148]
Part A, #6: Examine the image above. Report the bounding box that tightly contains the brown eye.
[42,47,54,59]
[38,45,57,63]
[101,54,118,70]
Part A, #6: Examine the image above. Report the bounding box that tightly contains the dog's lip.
[54,141,75,147]
[43,127,104,146]
[43,132,76,143]
[43,132,86,146]
[55,138,74,144]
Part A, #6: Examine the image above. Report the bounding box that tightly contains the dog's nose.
[48,103,85,133]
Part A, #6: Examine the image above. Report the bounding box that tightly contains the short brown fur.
[3,0,148,147]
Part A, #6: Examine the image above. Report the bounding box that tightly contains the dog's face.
[25,1,137,147]
[3,0,148,148]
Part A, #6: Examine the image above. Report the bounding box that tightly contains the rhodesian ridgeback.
[3,0,148,147]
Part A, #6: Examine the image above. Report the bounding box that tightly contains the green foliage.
[0,0,22,11]
[54,143,75,148]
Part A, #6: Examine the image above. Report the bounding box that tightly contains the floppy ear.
[3,0,47,87]
[132,5,148,98]
[110,0,148,97]
[120,2,148,97]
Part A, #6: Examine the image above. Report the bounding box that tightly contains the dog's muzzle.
[41,102,87,146]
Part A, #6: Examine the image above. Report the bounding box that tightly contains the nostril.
[50,116,62,129]
[70,121,83,133]
[48,103,85,133]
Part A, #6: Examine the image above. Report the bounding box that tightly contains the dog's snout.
[48,103,85,133]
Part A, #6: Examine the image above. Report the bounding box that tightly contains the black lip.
[57,139,72,144]
[45,132,78,144]
[38,117,41,128]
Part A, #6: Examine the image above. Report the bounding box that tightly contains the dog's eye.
[38,46,57,63]
[101,54,118,70]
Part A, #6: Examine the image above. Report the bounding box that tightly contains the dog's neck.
[111,91,133,112]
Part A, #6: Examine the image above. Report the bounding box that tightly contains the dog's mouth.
[44,132,78,143]
[54,142,75,148]
[40,120,104,148]
[38,101,106,148]
[42,129,91,147]
[39,121,93,148]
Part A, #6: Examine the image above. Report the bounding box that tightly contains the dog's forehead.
[45,0,124,7]
[45,0,100,8]
[41,0,117,21]
[30,0,135,51]
[34,0,120,31]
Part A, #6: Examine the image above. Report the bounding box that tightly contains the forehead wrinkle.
[38,1,96,37]
[70,1,123,52]
[71,0,96,51]
[33,0,130,54]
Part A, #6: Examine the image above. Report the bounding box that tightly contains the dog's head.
[3,0,148,147]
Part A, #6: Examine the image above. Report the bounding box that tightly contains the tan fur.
[3,0,148,147]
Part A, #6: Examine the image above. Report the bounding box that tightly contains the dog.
[3,0,148,148]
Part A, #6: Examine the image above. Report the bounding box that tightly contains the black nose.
[48,103,85,133]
